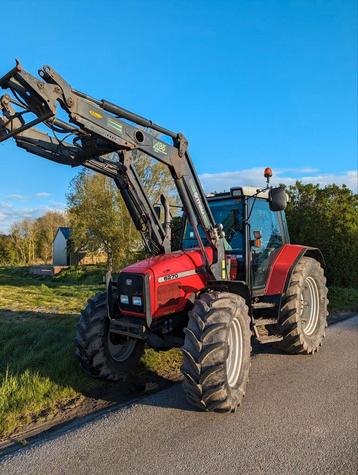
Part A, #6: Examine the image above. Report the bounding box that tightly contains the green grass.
[0,266,105,438]
[0,265,356,439]
[0,265,105,308]
[0,265,181,439]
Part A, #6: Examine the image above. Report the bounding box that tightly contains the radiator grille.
[117,272,144,313]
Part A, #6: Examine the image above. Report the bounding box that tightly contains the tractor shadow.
[251,341,283,356]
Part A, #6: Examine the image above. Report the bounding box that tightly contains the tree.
[9,219,37,264]
[133,150,177,205]
[0,234,16,265]
[67,171,140,271]
[285,182,358,287]
[3,211,67,265]
[36,211,68,264]
[67,146,178,271]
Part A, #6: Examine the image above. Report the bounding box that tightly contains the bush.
[285,182,358,287]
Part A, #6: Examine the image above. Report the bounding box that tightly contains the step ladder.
[252,301,283,344]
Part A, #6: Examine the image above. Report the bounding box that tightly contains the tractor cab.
[181,186,289,293]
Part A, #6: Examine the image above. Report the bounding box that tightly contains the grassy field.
[0,266,181,439]
[0,266,356,439]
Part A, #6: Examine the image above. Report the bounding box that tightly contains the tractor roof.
[206,187,270,200]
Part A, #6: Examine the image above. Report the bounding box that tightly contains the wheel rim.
[107,332,136,362]
[300,276,320,336]
[226,318,244,387]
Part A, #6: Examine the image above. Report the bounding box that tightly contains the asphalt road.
[1,316,357,475]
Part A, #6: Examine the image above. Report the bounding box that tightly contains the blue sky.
[0,0,357,232]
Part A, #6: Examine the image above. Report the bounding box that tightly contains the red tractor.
[0,62,328,412]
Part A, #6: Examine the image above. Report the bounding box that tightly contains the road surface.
[1,316,357,474]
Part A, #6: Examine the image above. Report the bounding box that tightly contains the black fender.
[302,246,325,268]
[207,279,252,311]
[106,270,119,318]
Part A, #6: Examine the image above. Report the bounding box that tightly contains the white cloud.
[6,194,25,200]
[0,202,66,234]
[0,201,13,210]
[34,192,51,198]
[0,190,63,233]
[4,192,52,202]
[199,168,358,193]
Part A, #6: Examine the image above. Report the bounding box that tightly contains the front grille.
[117,272,145,313]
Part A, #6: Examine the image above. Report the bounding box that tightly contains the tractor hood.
[121,247,214,282]
[120,248,214,319]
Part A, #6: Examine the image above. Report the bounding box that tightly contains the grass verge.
[0,266,181,440]
[0,266,356,439]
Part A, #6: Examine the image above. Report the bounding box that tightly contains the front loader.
[0,61,328,412]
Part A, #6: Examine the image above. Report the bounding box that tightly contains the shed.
[53,227,72,266]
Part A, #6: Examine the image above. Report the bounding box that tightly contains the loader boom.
[0,61,225,278]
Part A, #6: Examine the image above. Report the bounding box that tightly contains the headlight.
[120,294,129,304]
[132,296,142,306]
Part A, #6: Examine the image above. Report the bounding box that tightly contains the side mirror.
[269,187,287,212]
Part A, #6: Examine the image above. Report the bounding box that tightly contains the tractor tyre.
[278,257,328,354]
[181,291,251,412]
[75,292,144,381]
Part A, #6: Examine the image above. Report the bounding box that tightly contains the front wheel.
[181,292,251,412]
[278,257,328,354]
[75,292,144,381]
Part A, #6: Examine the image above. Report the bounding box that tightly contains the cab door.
[248,198,287,290]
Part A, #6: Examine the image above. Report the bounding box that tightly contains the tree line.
[0,211,67,265]
[0,171,357,287]
[0,149,176,271]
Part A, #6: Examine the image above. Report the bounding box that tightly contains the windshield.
[182,198,244,252]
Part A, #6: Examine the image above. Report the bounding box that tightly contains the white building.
[53,227,71,266]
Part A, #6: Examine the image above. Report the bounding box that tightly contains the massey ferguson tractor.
[0,61,328,412]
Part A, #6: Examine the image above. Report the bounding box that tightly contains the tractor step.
[254,317,278,326]
[252,302,276,309]
[257,334,283,344]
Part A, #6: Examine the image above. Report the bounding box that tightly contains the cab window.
[182,198,244,253]
[249,198,284,288]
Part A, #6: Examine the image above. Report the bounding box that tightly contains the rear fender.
[302,247,325,269]
[265,244,325,296]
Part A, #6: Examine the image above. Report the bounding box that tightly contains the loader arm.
[0,61,226,278]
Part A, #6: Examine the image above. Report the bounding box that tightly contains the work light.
[132,296,142,306]
[120,295,129,304]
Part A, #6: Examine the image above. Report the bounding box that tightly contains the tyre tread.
[182,291,251,413]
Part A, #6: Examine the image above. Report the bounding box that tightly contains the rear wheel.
[181,291,251,412]
[75,292,144,380]
[278,257,328,354]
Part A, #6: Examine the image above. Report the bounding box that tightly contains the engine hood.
[119,248,214,319]
[121,248,214,282]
